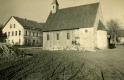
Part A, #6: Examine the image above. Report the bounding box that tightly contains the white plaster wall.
[79,27,97,50]
[2,17,24,45]
[97,30,108,49]
[43,29,79,50]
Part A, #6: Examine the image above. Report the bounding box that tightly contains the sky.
[0,0,124,28]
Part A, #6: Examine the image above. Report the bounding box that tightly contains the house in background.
[43,0,108,51]
[2,16,44,46]
[118,30,124,44]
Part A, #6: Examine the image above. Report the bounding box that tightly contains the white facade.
[43,27,108,51]
[2,17,42,46]
[43,2,108,51]
[97,30,108,49]
[3,17,24,45]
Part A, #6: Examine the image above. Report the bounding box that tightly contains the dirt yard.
[19,45,124,80]
[85,45,124,80]
[1,45,124,80]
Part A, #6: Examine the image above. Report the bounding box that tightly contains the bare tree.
[107,20,120,48]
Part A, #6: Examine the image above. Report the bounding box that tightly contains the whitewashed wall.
[43,29,79,50]
[43,28,98,51]
[97,30,108,49]
[79,27,97,50]
[2,17,24,45]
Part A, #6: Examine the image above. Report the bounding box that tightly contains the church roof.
[44,3,99,31]
[13,16,44,30]
[98,20,106,31]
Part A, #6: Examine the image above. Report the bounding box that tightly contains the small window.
[37,32,38,37]
[12,31,14,36]
[36,40,38,44]
[47,34,49,40]
[10,24,12,28]
[19,31,21,36]
[25,38,27,45]
[15,31,17,36]
[85,29,88,33]
[67,33,70,39]
[8,32,10,36]
[57,33,59,40]
[33,32,35,36]
[29,31,31,36]
[19,39,21,44]
[14,24,16,28]
[25,31,28,36]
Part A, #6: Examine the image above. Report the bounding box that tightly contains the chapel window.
[47,34,50,40]
[67,33,70,39]
[57,33,59,40]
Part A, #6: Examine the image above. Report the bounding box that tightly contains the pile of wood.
[0,43,24,59]
[0,43,15,58]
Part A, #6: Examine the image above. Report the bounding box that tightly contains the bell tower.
[51,0,59,14]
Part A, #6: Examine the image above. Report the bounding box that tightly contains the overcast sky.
[0,0,124,28]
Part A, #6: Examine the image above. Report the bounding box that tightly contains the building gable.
[3,16,24,33]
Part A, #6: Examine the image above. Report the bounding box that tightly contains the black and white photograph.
[0,0,124,80]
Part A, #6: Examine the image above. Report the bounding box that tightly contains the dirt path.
[85,46,124,80]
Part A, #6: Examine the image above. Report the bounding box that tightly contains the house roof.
[43,3,99,31]
[118,30,124,37]
[98,20,106,31]
[13,16,44,30]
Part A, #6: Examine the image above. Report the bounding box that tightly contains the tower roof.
[52,0,59,6]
